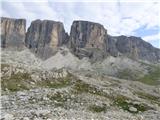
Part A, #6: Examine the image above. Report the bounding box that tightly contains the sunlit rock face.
[25,19,68,59]
[69,21,108,61]
[1,17,160,63]
[1,17,26,50]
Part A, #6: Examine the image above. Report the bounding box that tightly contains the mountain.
[1,17,160,63]
[69,21,108,61]
[25,19,69,59]
[1,17,26,50]
[1,17,160,120]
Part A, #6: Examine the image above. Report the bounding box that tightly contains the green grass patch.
[73,80,104,96]
[38,73,73,88]
[135,91,160,106]
[113,95,150,113]
[47,92,68,107]
[1,64,10,70]
[116,69,141,80]
[138,67,160,85]
[88,104,106,113]
[1,72,31,92]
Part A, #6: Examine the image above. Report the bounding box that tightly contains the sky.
[1,0,160,48]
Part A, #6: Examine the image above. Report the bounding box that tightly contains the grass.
[116,69,140,80]
[1,69,74,92]
[135,91,160,106]
[38,73,73,88]
[1,63,10,70]
[113,95,151,113]
[1,72,31,92]
[73,80,104,96]
[138,67,160,85]
[88,104,106,113]
[116,66,160,86]
[47,92,68,107]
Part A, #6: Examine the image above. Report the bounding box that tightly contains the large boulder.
[25,19,68,59]
[0,17,26,50]
[69,21,108,61]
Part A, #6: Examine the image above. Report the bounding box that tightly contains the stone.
[25,19,69,59]
[1,17,26,50]
[129,106,137,112]
[3,113,14,120]
[23,117,30,120]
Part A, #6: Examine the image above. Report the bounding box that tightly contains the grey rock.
[68,21,160,63]
[2,113,14,120]
[106,35,119,57]
[115,35,160,62]
[1,17,26,50]
[23,117,30,120]
[69,20,108,61]
[1,17,160,63]
[25,19,68,59]
[129,106,137,112]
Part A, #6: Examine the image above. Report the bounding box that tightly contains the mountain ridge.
[1,17,160,63]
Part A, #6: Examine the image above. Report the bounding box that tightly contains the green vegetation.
[1,72,31,92]
[38,74,72,88]
[138,67,160,85]
[73,80,104,96]
[88,104,106,113]
[113,95,150,113]
[1,69,74,92]
[1,63,10,70]
[135,91,160,106]
[116,69,140,80]
[47,92,68,107]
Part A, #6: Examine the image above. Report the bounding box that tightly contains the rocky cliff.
[69,21,160,63]
[0,17,26,50]
[25,19,68,59]
[69,21,108,60]
[1,17,160,63]
[112,35,160,62]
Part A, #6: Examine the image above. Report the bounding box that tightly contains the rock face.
[0,17,26,50]
[1,17,160,63]
[69,21,108,60]
[25,19,68,59]
[69,21,160,63]
[106,35,119,57]
[114,35,160,62]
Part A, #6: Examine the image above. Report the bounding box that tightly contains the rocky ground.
[1,49,160,120]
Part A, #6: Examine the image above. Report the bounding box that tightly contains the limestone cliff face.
[69,21,108,60]
[68,21,160,62]
[25,19,68,59]
[1,17,160,63]
[1,17,26,50]
[114,35,160,62]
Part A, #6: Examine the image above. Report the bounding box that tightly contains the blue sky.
[1,0,160,48]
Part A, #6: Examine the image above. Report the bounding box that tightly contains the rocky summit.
[0,17,26,50]
[1,17,160,120]
[1,17,160,62]
[25,19,69,59]
[69,21,108,60]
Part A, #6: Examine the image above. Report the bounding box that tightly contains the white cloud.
[142,34,160,42]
